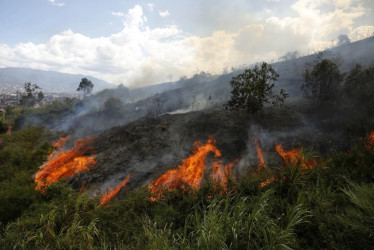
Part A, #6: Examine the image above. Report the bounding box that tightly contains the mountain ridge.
[0,67,115,93]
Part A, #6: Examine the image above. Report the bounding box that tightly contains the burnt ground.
[67,106,301,194]
[68,103,371,196]
[69,109,249,193]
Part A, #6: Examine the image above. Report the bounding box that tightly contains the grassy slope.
[0,126,373,249]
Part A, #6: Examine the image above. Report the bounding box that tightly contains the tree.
[154,96,165,117]
[302,59,343,107]
[19,82,44,106]
[343,64,374,111]
[77,78,94,97]
[337,34,350,46]
[224,62,288,114]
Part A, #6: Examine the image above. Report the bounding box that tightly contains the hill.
[0,67,115,93]
[0,37,374,249]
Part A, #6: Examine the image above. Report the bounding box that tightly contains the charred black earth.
[70,110,249,193]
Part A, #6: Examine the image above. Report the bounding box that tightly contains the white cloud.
[147,3,155,12]
[0,2,372,87]
[112,12,124,17]
[350,25,374,41]
[159,10,170,17]
[266,0,367,51]
[48,0,65,7]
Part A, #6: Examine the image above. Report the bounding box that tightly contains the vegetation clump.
[225,62,288,114]
[0,127,373,249]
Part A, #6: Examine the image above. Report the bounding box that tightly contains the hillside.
[0,67,115,93]
[0,37,374,249]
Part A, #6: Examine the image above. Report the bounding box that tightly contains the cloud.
[147,3,155,12]
[266,0,367,50]
[159,10,170,17]
[112,12,124,17]
[350,25,374,41]
[48,0,65,7]
[0,2,372,87]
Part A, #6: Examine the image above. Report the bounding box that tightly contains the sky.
[0,0,373,87]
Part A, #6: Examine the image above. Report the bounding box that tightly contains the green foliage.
[302,59,343,108]
[14,98,79,130]
[2,187,100,249]
[188,190,309,249]
[0,126,374,249]
[19,82,44,107]
[225,62,288,114]
[343,64,374,115]
[0,127,51,225]
[342,182,374,238]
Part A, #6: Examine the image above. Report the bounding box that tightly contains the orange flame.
[260,176,277,188]
[369,131,374,144]
[255,138,265,170]
[6,126,12,135]
[34,136,96,193]
[365,131,374,151]
[148,137,236,200]
[275,144,316,169]
[100,174,132,205]
[260,143,316,188]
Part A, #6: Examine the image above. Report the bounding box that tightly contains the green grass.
[0,126,373,249]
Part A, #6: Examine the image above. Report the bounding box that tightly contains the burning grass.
[275,144,317,169]
[366,131,374,151]
[148,136,237,200]
[34,136,96,193]
[255,137,265,170]
[100,174,132,205]
[259,143,317,188]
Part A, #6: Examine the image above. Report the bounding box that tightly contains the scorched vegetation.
[0,43,374,249]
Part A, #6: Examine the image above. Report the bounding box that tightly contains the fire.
[260,143,316,188]
[148,137,236,200]
[365,131,374,151]
[100,174,132,205]
[34,136,96,193]
[275,144,316,169]
[255,138,265,170]
[6,126,12,135]
[369,131,374,144]
[369,130,374,147]
[260,176,277,188]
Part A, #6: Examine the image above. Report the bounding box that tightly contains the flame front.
[367,131,374,151]
[148,137,236,200]
[100,174,132,205]
[369,131,374,144]
[255,138,265,170]
[275,144,316,169]
[260,144,316,187]
[6,126,12,135]
[34,136,96,193]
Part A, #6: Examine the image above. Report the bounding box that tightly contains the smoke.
[15,36,373,145]
[23,37,374,195]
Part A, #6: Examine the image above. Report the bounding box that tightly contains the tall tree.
[77,78,94,97]
[343,64,374,112]
[302,59,343,107]
[19,82,44,106]
[225,62,288,114]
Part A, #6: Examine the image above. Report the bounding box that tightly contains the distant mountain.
[0,68,115,93]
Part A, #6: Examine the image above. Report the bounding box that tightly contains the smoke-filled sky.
[0,0,373,87]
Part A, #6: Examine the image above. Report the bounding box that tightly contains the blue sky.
[0,0,373,87]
